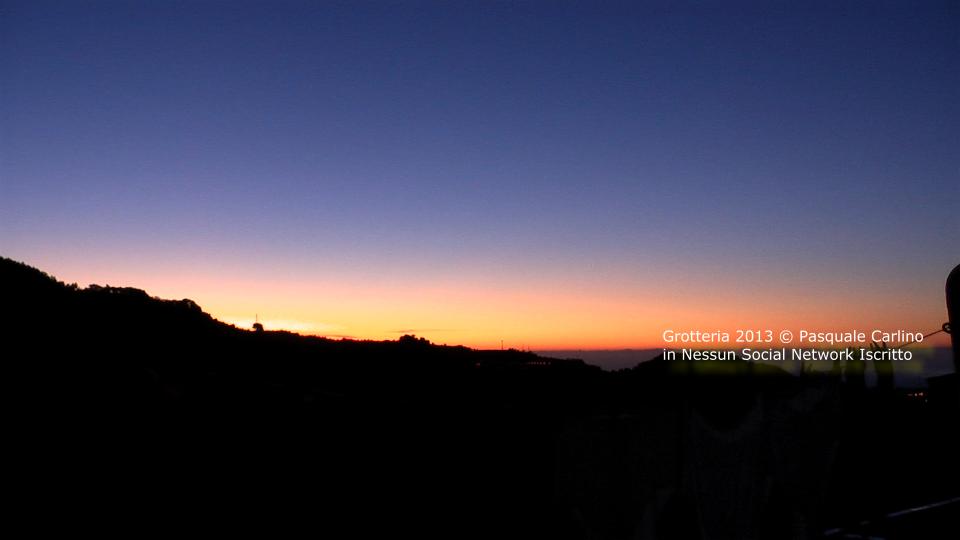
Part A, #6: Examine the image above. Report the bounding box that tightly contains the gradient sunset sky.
[2,1,957,349]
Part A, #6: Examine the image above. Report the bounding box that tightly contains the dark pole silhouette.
[947,263,960,373]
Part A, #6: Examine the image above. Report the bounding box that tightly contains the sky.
[1,1,958,350]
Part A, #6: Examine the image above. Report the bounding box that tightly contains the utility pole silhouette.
[947,264,959,373]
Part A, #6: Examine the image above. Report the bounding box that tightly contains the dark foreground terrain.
[4,256,957,539]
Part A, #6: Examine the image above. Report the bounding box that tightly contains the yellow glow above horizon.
[22,255,952,350]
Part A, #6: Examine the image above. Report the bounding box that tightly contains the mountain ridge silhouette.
[7,255,954,538]
[1,255,597,371]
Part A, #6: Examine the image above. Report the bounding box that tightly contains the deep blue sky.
[1,1,957,347]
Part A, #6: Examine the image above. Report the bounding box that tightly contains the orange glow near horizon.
[21,254,953,350]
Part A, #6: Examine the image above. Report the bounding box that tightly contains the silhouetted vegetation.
[4,256,956,538]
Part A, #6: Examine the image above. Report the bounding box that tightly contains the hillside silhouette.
[4,256,957,539]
